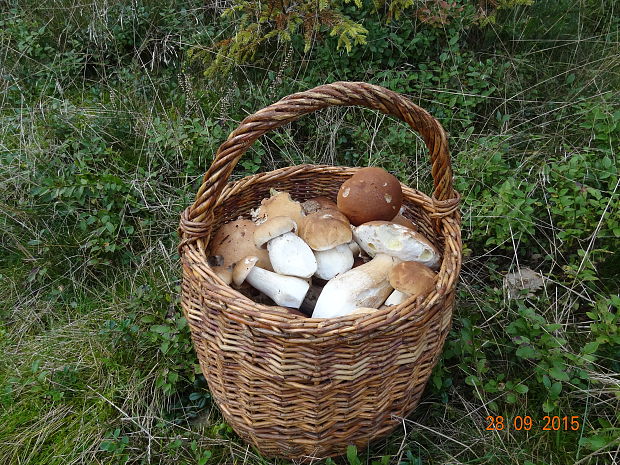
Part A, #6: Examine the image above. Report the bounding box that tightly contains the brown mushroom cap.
[233,256,259,287]
[212,264,233,285]
[391,213,417,231]
[252,191,304,226]
[299,211,352,251]
[388,261,436,297]
[302,196,338,215]
[254,216,297,248]
[337,167,403,226]
[210,219,272,272]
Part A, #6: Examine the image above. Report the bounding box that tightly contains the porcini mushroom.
[314,244,354,280]
[233,256,310,308]
[348,241,361,257]
[384,261,437,306]
[391,207,417,231]
[299,212,352,251]
[337,167,403,225]
[302,196,339,215]
[312,254,399,318]
[299,211,354,280]
[353,221,440,269]
[209,219,272,283]
[255,216,317,278]
[251,190,304,226]
[254,216,298,246]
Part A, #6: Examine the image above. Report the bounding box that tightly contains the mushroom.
[353,221,440,269]
[254,216,317,279]
[251,190,304,226]
[254,216,297,245]
[384,261,437,306]
[302,196,339,215]
[233,256,310,308]
[348,241,361,257]
[311,254,399,318]
[314,244,354,280]
[209,219,272,284]
[391,207,417,231]
[337,167,403,226]
[299,211,354,280]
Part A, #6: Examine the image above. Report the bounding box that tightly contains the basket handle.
[187,81,456,223]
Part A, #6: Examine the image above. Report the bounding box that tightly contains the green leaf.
[516,345,538,359]
[514,384,529,394]
[198,451,212,465]
[542,398,556,412]
[579,435,609,450]
[549,381,562,398]
[465,375,479,386]
[582,341,600,354]
[150,325,170,334]
[549,366,570,382]
[347,445,361,465]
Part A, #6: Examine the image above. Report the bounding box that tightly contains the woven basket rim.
[180,164,460,338]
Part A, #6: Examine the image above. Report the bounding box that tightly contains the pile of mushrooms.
[208,167,440,319]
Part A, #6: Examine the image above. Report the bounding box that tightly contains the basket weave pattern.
[178,82,462,459]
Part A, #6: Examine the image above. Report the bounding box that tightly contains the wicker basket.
[178,82,462,460]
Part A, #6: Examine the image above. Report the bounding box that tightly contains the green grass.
[1,0,619,464]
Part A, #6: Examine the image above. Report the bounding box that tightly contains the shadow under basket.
[178,82,462,460]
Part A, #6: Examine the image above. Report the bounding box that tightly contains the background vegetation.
[1,0,618,463]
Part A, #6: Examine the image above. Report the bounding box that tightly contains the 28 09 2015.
[486,416,581,431]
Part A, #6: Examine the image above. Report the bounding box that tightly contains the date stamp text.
[486,416,580,431]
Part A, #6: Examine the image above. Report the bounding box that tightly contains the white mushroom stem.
[348,241,361,257]
[267,232,317,278]
[384,289,409,306]
[314,244,354,280]
[312,254,399,318]
[245,266,310,309]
